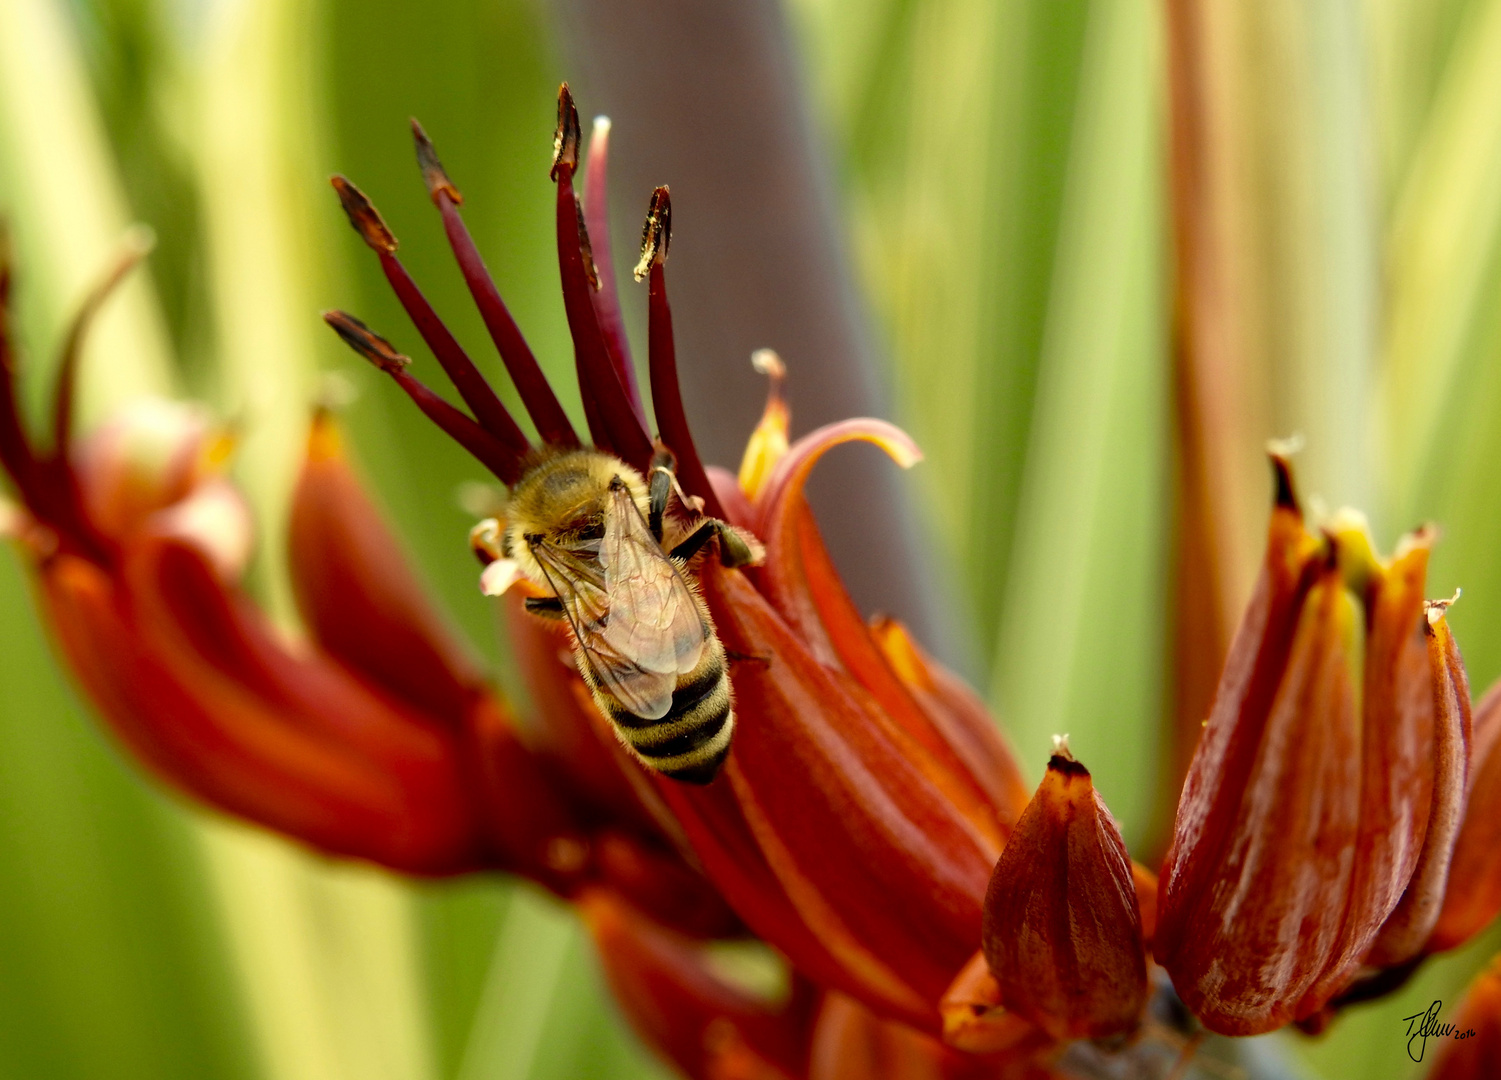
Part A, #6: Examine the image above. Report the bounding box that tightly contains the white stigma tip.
[1266,433,1305,458]
[751,349,785,380]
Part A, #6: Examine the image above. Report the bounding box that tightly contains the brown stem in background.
[1157,0,1266,857]
[544,0,951,665]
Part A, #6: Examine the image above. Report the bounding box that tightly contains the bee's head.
[482,451,646,591]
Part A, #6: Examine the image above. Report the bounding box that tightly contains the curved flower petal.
[755,418,1012,852]
[1429,680,1501,952]
[580,889,810,1080]
[657,565,999,1028]
[937,953,1047,1057]
[1366,603,1472,966]
[1157,467,1360,1034]
[1324,533,1436,979]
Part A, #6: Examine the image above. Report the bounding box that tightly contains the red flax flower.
[1157,453,1472,1036]
[9,78,1501,1080]
[323,83,1046,1035]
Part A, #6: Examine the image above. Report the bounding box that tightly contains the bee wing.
[529,497,704,722]
[592,484,709,710]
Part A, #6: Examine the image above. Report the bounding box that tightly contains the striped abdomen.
[592,638,734,785]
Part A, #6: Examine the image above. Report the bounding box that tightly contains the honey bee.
[471,448,761,784]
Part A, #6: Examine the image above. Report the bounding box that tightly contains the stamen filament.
[410,120,579,449]
[331,176,531,460]
[552,87,653,467]
[53,226,155,451]
[583,116,647,429]
[639,187,725,519]
[323,311,525,484]
[0,233,115,563]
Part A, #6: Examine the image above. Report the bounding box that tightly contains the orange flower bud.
[981,743,1148,1041]
[289,411,488,726]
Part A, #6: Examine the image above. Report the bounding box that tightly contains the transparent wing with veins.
[529,482,707,721]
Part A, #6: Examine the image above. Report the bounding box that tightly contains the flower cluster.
[3,86,1501,1079]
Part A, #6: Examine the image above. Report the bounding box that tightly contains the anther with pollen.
[550,83,653,466]
[330,175,528,459]
[407,120,578,449]
[637,185,724,521]
[322,310,525,485]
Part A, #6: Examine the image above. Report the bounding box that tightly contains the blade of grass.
[188,0,442,1076]
[0,0,174,415]
[989,0,1166,845]
[1379,0,1501,526]
[790,0,1093,673]
[0,1,256,1077]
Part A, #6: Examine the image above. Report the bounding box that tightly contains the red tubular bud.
[40,541,486,875]
[981,746,1148,1041]
[1158,456,1474,1034]
[290,412,484,725]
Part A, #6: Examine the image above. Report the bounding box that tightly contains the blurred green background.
[0,0,1498,1077]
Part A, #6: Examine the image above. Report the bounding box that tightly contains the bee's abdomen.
[602,655,733,784]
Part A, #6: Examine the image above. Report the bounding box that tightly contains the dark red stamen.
[410,120,580,449]
[52,229,154,452]
[0,235,117,564]
[330,176,530,461]
[323,311,524,485]
[583,117,647,429]
[551,86,653,468]
[0,239,37,496]
[636,187,725,520]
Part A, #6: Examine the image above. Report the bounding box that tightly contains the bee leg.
[523,595,567,620]
[668,520,717,563]
[725,649,772,667]
[713,524,760,568]
[669,519,761,569]
[647,464,673,543]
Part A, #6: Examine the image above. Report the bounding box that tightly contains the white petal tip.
[480,558,522,597]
